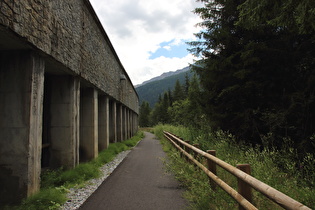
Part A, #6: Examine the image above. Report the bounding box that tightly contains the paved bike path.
[79,132,187,210]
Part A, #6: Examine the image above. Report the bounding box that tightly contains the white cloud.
[170,39,183,46]
[163,45,171,50]
[90,0,202,85]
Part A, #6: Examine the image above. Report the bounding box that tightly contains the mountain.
[136,66,193,108]
[135,66,190,88]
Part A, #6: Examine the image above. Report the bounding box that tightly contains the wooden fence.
[163,131,311,210]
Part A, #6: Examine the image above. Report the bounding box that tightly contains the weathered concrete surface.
[0,52,44,204]
[109,100,117,143]
[46,75,80,169]
[79,132,188,210]
[98,95,109,151]
[80,88,98,162]
[116,103,123,142]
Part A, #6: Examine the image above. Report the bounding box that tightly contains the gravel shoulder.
[61,150,131,210]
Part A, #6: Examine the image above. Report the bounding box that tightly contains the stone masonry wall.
[0,0,138,112]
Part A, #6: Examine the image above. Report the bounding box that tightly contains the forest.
[139,0,315,183]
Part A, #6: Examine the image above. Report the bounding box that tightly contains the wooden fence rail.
[163,131,311,210]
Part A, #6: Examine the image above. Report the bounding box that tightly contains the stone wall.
[0,0,138,112]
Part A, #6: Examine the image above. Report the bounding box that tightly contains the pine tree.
[168,88,173,106]
[190,0,315,154]
[151,92,171,125]
[139,101,151,127]
[172,79,185,102]
[237,0,315,35]
[184,73,190,96]
[237,0,315,152]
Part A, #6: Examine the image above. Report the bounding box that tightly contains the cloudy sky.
[89,0,203,85]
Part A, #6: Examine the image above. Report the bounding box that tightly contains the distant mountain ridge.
[135,66,193,107]
[135,66,190,88]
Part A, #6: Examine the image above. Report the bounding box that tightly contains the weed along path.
[79,131,188,210]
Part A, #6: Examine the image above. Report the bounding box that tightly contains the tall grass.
[155,124,315,209]
[4,131,144,210]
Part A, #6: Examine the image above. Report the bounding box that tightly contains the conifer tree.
[173,79,185,102]
[139,101,151,127]
[184,73,190,96]
[190,0,315,154]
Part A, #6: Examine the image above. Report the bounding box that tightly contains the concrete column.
[130,111,133,137]
[80,88,98,162]
[98,95,109,151]
[109,100,117,143]
[45,75,80,169]
[131,112,135,136]
[116,103,123,142]
[123,106,127,140]
[130,112,134,136]
[127,109,130,139]
[134,113,138,135]
[0,52,44,204]
[136,113,139,133]
[121,106,124,141]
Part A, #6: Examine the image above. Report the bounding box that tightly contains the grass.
[18,188,68,210]
[3,131,144,210]
[155,124,315,209]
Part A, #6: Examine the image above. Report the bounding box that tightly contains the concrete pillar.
[116,103,123,142]
[98,95,109,151]
[45,75,80,169]
[123,106,127,140]
[127,109,130,139]
[134,113,138,134]
[130,111,133,137]
[121,106,124,141]
[0,52,44,204]
[131,112,135,136]
[136,113,139,132]
[109,100,117,143]
[130,112,134,136]
[80,88,98,162]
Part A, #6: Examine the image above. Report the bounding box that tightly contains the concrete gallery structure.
[0,0,139,205]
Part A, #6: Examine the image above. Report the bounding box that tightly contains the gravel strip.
[61,150,131,210]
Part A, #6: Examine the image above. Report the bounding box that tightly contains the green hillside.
[136,69,194,108]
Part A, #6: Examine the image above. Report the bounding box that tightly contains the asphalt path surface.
[79,131,188,210]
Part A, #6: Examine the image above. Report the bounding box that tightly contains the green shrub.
[58,163,100,186]
[19,188,67,210]
[93,150,116,167]
[40,168,63,189]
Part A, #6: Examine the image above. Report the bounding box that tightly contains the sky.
[89,0,203,86]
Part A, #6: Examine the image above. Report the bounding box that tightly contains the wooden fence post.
[237,164,252,210]
[178,138,184,158]
[207,150,217,191]
[184,141,190,162]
